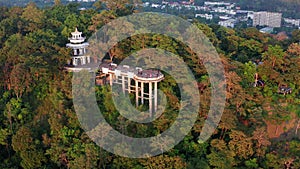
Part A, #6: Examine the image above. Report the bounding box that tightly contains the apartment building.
[253,11,282,27]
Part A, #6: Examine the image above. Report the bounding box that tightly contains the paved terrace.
[99,63,164,82]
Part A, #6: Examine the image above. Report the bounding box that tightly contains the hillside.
[0,1,300,168]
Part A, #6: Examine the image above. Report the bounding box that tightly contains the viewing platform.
[99,63,164,82]
[97,62,165,116]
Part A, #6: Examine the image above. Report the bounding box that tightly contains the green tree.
[245,158,259,168]
[243,61,257,84]
[21,2,45,32]
[262,45,285,69]
[265,153,283,169]
[12,126,46,169]
[207,139,236,168]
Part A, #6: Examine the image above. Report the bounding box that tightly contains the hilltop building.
[66,28,90,66]
[65,28,97,72]
[96,63,164,116]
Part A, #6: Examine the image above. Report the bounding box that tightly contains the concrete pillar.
[74,49,77,55]
[122,76,125,94]
[128,77,131,93]
[82,57,86,65]
[141,82,144,104]
[87,56,90,63]
[109,74,113,86]
[72,58,76,66]
[154,81,158,112]
[149,82,152,117]
[135,81,139,107]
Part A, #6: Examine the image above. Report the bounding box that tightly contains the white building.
[284,18,300,27]
[204,1,231,6]
[151,4,161,8]
[68,0,95,1]
[226,10,236,15]
[247,12,254,20]
[253,11,282,28]
[219,15,231,20]
[212,7,227,13]
[66,28,90,66]
[195,13,213,20]
[218,19,236,28]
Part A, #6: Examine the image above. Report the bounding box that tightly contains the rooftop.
[99,62,164,82]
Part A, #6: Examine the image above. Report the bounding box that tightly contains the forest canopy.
[0,1,299,168]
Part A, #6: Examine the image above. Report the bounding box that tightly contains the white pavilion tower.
[66,28,90,66]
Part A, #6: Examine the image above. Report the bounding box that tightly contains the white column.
[72,58,76,66]
[82,57,86,65]
[141,82,144,104]
[75,58,78,66]
[122,76,125,94]
[135,81,139,107]
[154,81,158,112]
[109,74,113,86]
[74,49,77,55]
[81,57,84,65]
[128,77,131,93]
[149,82,152,117]
[87,56,90,63]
